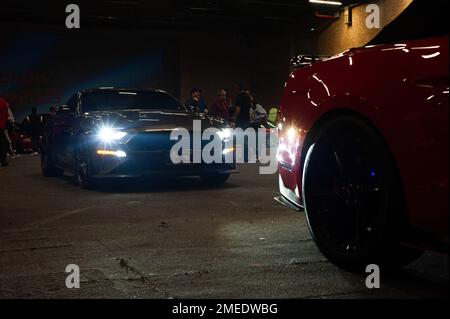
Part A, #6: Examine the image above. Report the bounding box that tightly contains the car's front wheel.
[302,115,422,273]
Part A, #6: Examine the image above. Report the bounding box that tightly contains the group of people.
[185,84,268,130]
[0,97,54,167]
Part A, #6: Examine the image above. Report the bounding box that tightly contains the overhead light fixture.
[309,0,343,5]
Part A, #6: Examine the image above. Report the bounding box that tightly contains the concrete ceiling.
[1,0,364,33]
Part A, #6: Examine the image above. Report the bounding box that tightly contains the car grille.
[126,132,175,152]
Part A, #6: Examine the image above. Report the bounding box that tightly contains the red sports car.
[7,123,34,153]
[276,32,448,271]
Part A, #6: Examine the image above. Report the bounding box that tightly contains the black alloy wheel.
[302,116,422,272]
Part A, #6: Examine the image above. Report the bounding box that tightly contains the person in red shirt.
[0,97,10,166]
[208,89,230,121]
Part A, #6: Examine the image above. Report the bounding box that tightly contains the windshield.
[80,91,185,112]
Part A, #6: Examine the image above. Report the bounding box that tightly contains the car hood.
[84,109,226,132]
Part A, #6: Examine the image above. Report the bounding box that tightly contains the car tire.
[75,150,95,189]
[200,173,230,185]
[41,141,63,177]
[302,115,422,273]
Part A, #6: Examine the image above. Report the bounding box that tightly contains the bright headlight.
[287,127,298,144]
[98,127,127,142]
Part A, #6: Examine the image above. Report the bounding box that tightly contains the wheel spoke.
[330,142,347,183]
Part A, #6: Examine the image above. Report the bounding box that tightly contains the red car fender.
[278,36,449,236]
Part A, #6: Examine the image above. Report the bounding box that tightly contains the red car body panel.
[278,36,449,237]
[8,130,32,152]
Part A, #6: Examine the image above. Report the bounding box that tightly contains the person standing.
[249,93,267,160]
[43,106,57,130]
[23,107,42,154]
[208,89,230,120]
[232,84,252,129]
[249,93,267,128]
[232,84,252,162]
[0,98,10,166]
[185,88,208,113]
[5,104,16,156]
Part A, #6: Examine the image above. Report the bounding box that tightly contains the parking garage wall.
[1,23,290,120]
[0,23,181,121]
[317,0,413,56]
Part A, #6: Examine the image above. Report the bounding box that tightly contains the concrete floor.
[0,155,448,299]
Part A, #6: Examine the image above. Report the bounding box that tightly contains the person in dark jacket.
[232,84,252,129]
[22,107,42,154]
[185,88,208,113]
[208,89,230,120]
